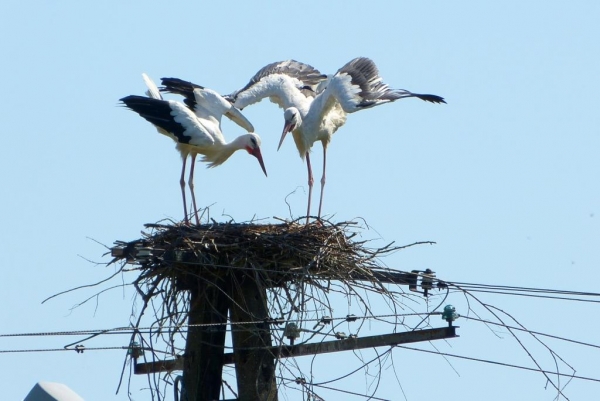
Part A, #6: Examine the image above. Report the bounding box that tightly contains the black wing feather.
[160,77,205,111]
[120,95,192,144]
[338,57,446,107]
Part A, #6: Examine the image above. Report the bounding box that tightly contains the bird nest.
[108,218,436,345]
[111,218,406,291]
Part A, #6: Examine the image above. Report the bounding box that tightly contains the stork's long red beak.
[278,121,294,151]
[250,147,268,177]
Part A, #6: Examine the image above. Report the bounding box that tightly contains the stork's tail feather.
[142,73,163,100]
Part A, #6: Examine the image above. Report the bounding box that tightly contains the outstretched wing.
[319,57,446,115]
[161,77,253,133]
[160,77,204,110]
[192,88,254,134]
[226,60,328,110]
[120,95,214,147]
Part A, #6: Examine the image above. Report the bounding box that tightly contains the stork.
[226,57,445,223]
[121,74,267,225]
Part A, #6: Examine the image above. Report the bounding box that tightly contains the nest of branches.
[111,218,407,294]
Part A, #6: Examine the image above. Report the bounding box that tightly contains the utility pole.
[228,271,278,401]
[180,277,228,401]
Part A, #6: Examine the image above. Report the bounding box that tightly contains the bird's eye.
[250,137,257,146]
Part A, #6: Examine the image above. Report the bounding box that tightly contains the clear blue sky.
[1,1,598,400]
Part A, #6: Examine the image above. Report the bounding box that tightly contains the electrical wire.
[311,382,391,401]
[395,345,600,383]
[279,376,391,401]
[444,281,600,303]
[0,312,435,338]
[449,281,600,297]
[460,315,600,350]
[4,275,600,401]
[0,346,134,353]
[2,306,600,355]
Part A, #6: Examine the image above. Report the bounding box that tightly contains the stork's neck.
[274,77,313,112]
[202,135,248,168]
[227,135,253,152]
[220,135,250,158]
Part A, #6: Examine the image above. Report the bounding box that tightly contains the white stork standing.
[121,74,267,225]
[226,57,446,224]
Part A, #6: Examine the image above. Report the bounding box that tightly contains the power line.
[396,345,600,383]
[445,281,600,303]
[312,382,391,401]
[2,310,599,353]
[0,345,134,354]
[449,281,600,297]
[0,312,435,338]
[450,288,600,304]
[461,315,600,350]
[279,376,391,401]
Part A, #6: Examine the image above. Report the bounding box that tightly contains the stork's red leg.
[180,156,189,225]
[188,154,200,225]
[305,152,314,225]
[317,145,327,221]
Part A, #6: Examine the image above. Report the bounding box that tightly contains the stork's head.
[279,107,301,151]
[243,133,267,177]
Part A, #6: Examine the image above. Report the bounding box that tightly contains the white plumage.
[227,57,446,223]
[120,74,267,225]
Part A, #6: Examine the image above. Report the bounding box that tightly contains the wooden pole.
[181,277,228,401]
[229,271,279,401]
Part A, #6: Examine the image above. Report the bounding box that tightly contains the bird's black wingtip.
[160,77,205,91]
[418,94,446,104]
[119,94,148,104]
[119,95,135,105]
